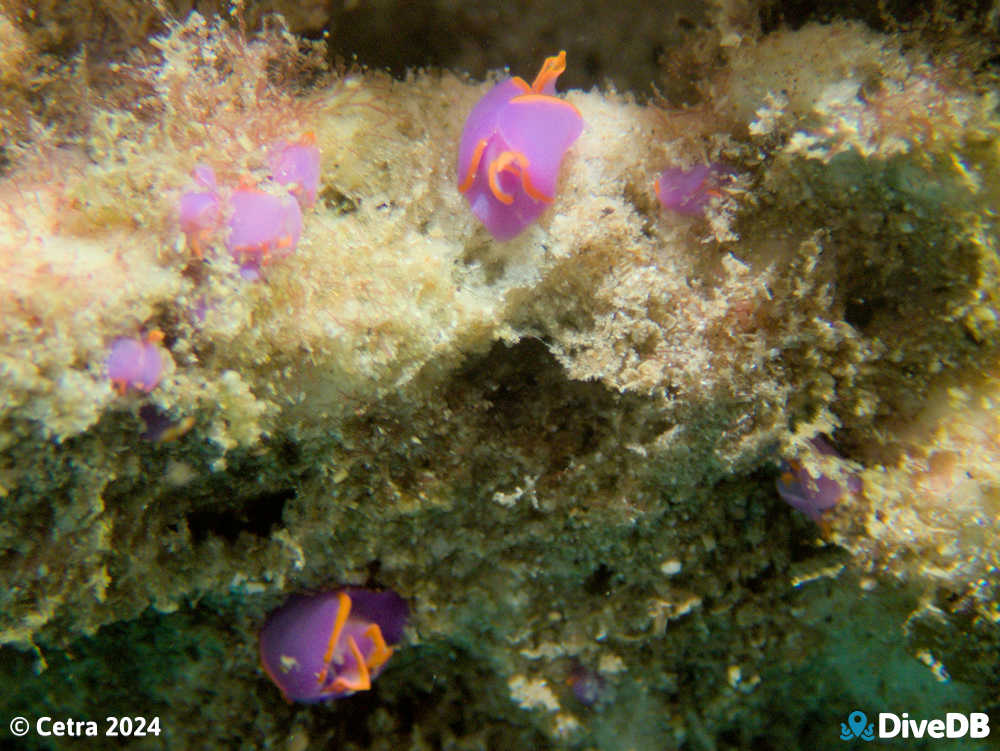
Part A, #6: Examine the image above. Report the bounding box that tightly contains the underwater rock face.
[0,3,998,749]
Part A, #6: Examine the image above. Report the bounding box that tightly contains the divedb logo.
[840,710,991,741]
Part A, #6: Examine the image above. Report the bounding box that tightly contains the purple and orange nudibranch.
[259,588,408,703]
[177,134,319,279]
[457,51,584,240]
[106,331,166,394]
[776,436,862,522]
[655,163,727,216]
[178,164,221,259]
[567,663,606,707]
[225,182,303,281]
[269,132,321,209]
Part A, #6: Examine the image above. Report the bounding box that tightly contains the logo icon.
[841,710,875,742]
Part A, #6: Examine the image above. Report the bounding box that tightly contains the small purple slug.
[655,163,725,216]
[269,132,321,209]
[107,331,166,394]
[138,404,195,443]
[776,436,862,522]
[226,183,303,280]
[567,663,605,707]
[177,133,318,277]
[457,51,584,240]
[178,165,221,258]
[259,588,408,703]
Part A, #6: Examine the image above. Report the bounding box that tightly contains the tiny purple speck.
[568,664,605,706]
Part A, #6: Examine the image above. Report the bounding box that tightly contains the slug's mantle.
[259,588,408,703]
[457,51,584,240]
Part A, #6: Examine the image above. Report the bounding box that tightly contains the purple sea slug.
[259,588,408,703]
[655,163,726,216]
[269,132,321,209]
[457,51,584,240]
[226,182,303,280]
[138,404,195,443]
[567,663,606,707]
[178,165,221,258]
[776,436,862,522]
[177,133,318,277]
[107,331,166,394]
